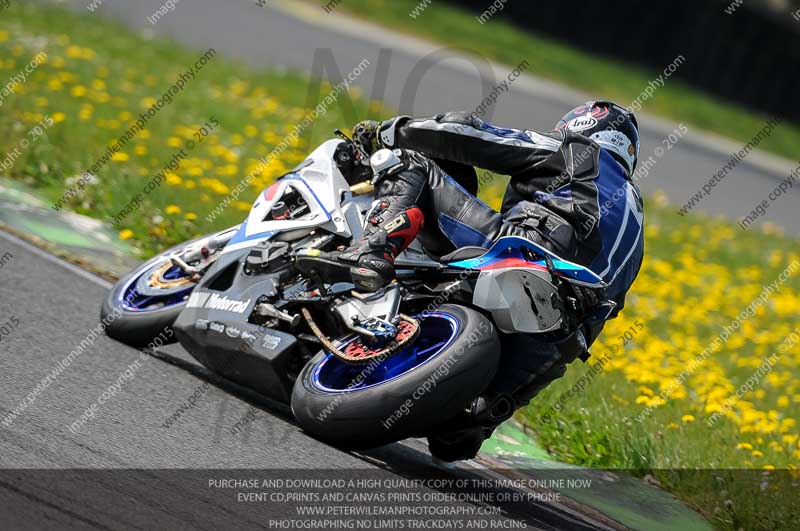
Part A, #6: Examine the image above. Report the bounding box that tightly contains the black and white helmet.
[556,101,640,176]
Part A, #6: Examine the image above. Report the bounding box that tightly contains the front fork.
[169,224,240,276]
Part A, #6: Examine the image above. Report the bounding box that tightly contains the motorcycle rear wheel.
[291,304,500,449]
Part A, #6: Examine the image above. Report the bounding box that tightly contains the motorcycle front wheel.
[100,237,207,348]
[291,304,500,449]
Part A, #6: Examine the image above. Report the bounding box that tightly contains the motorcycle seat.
[438,246,487,263]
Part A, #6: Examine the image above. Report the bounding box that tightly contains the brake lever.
[334,128,370,165]
[334,128,352,142]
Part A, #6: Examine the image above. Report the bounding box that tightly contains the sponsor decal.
[592,130,627,148]
[241,331,257,343]
[261,333,282,350]
[186,291,211,308]
[225,326,241,338]
[383,214,406,233]
[206,293,252,314]
[209,322,225,334]
[195,319,210,330]
[567,116,597,132]
[186,291,252,314]
[590,130,635,170]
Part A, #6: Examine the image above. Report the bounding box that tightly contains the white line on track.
[0,229,113,289]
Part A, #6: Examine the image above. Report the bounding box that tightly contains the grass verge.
[305,0,800,161]
[0,1,385,255]
[523,197,799,529]
[1,3,799,529]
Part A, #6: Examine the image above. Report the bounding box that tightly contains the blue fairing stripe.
[228,220,277,245]
[448,235,605,286]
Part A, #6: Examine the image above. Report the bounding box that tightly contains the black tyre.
[101,238,205,348]
[291,304,500,449]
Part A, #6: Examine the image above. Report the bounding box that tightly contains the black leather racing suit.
[373,112,645,459]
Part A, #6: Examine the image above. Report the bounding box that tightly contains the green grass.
[521,198,800,530]
[308,0,800,161]
[2,3,800,530]
[0,2,387,255]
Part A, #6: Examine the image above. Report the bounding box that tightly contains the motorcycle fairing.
[446,236,605,288]
[222,140,353,255]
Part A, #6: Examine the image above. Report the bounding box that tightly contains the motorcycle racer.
[299,101,645,461]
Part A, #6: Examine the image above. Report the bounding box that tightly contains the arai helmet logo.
[567,116,597,132]
[206,294,252,314]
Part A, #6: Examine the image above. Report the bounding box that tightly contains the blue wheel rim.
[117,258,195,312]
[311,312,460,393]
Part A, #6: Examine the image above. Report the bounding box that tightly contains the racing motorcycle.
[101,134,610,450]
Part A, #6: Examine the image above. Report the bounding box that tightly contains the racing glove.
[351,120,381,157]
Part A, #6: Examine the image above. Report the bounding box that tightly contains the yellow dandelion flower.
[244,125,258,137]
[165,172,182,186]
[233,200,252,211]
[200,178,230,195]
[70,85,87,98]
[0,31,8,43]
[119,229,134,240]
[52,112,66,123]
[185,212,198,221]
[165,205,181,215]
[140,97,157,109]
[167,137,182,148]
[736,442,753,450]
[751,450,763,458]
[111,152,129,162]
[666,422,679,429]
[66,45,83,58]
[681,414,695,423]
[134,145,148,156]
[47,78,64,91]
[79,105,93,121]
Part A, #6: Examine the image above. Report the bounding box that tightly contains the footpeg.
[255,303,301,327]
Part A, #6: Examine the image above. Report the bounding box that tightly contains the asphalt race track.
[1,2,791,528]
[0,232,616,530]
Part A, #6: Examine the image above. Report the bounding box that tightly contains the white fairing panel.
[222,140,357,254]
[245,140,351,237]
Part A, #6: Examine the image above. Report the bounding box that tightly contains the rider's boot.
[296,164,427,292]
